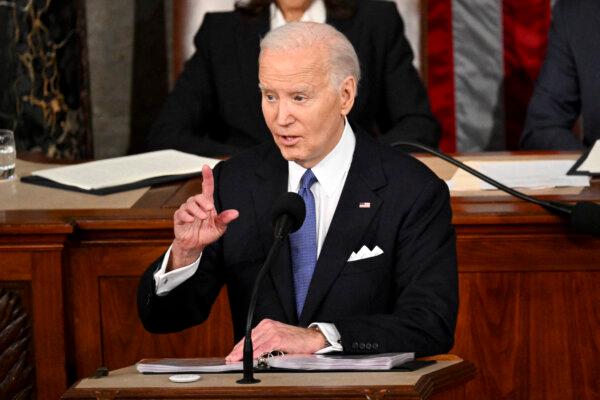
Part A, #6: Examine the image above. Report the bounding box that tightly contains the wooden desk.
[62,359,476,400]
[1,153,598,399]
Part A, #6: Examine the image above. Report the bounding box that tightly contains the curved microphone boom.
[391,141,600,236]
[237,192,305,384]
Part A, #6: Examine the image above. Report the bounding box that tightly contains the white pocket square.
[347,245,383,262]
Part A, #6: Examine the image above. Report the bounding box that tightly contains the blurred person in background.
[520,0,600,150]
[145,0,440,157]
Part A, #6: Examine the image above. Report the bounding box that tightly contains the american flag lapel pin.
[359,202,371,208]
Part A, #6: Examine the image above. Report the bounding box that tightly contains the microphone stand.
[236,219,291,384]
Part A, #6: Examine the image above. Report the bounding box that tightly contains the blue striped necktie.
[289,169,318,317]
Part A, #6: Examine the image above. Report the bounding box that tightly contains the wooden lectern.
[62,358,475,400]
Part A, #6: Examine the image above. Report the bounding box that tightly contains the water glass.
[0,129,16,180]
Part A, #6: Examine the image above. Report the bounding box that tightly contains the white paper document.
[576,140,600,174]
[447,159,590,191]
[136,353,415,373]
[136,358,245,373]
[267,352,414,371]
[30,150,220,190]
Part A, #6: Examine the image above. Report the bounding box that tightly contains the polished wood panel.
[99,279,233,371]
[457,231,600,271]
[453,271,600,399]
[66,242,168,379]
[453,273,529,398]
[66,240,234,379]
[61,360,476,400]
[0,225,70,400]
[32,250,68,399]
[528,272,600,400]
[0,253,31,280]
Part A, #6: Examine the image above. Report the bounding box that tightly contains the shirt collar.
[288,118,356,198]
[270,0,327,30]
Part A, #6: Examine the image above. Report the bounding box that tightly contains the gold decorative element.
[8,0,86,159]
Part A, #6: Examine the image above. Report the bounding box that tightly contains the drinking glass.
[0,129,16,180]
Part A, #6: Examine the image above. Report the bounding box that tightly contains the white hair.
[259,21,361,91]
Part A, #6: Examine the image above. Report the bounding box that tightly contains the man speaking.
[138,22,458,359]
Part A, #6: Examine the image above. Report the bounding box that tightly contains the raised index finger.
[201,164,214,199]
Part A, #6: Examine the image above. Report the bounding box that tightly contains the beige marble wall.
[86,0,135,159]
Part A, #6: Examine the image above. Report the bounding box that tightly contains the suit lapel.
[251,146,296,323]
[299,133,387,325]
[236,10,270,133]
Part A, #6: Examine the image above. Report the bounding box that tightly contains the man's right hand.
[169,165,239,270]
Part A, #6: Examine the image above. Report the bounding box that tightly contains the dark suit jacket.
[138,130,458,357]
[520,0,600,150]
[145,1,440,157]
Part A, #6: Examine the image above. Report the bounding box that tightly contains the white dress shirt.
[270,0,326,30]
[287,120,354,257]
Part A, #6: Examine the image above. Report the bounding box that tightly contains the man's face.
[259,46,354,169]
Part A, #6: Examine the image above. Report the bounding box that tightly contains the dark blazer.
[145,1,440,157]
[520,0,600,150]
[138,130,458,357]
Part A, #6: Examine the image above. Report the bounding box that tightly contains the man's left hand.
[225,319,327,362]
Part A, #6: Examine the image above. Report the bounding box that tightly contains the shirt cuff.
[309,322,343,354]
[153,244,201,296]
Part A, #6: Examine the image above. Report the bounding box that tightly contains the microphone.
[391,141,600,236]
[272,192,306,239]
[570,202,600,235]
[237,192,305,384]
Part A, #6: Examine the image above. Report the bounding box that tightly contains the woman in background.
[145,0,440,156]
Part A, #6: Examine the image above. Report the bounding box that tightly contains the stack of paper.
[447,159,590,191]
[267,352,414,371]
[21,150,220,195]
[136,358,245,373]
[136,352,415,373]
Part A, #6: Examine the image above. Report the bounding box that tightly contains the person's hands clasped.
[169,165,239,270]
[225,319,327,362]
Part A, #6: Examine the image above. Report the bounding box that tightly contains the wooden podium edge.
[413,360,477,399]
[62,360,476,399]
